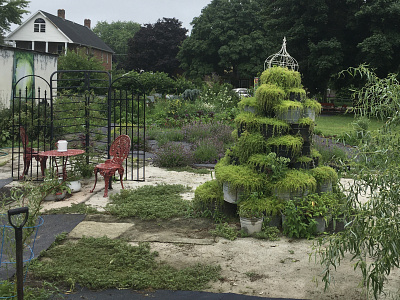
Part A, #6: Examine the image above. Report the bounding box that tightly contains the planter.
[265,214,281,228]
[317,179,333,194]
[223,182,244,204]
[44,190,66,201]
[290,160,314,170]
[313,217,326,233]
[261,124,275,139]
[290,124,311,142]
[276,107,302,124]
[302,141,311,156]
[67,180,81,193]
[303,108,316,121]
[240,216,263,234]
[271,145,293,159]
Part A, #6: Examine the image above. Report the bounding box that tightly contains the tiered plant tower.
[194,38,338,235]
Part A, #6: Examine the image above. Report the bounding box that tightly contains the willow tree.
[316,65,400,299]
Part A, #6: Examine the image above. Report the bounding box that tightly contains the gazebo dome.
[264,37,299,71]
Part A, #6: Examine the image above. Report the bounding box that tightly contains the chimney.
[84,19,91,29]
[58,9,65,20]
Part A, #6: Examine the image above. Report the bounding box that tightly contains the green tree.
[178,0,274,86]
[126,18,187,76]
[0,0,28,43]
[93,21,141,69]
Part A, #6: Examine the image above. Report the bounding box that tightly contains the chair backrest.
[109,135,131,165]
[19,126,29,151]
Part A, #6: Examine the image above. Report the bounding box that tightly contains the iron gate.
[12,71,146,182]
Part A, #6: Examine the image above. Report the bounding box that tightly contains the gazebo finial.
[264,37,299,71]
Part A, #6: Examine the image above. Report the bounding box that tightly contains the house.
[5,9,114,70]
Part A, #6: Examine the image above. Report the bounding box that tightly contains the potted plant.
[238,97,258,114]
[302,99,321,121]
[290,155,314,170]
[291,118,314,143]
[287,87,306,101]
[230,131,269,164]
[215,158,266,204]
[310,166,338,194]
[259,66,302,90]
[193,180,224,214]
[247,152,290,181]
[235,112,289,139]
[237,192,265,234]
[263,196,285,227]
[255,83,285,115]
[274,100,303,124]
[266,135,303,159]
[42,171,70,201]
[273,169,317,200]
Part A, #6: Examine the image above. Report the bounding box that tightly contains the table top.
[38,149,85,157]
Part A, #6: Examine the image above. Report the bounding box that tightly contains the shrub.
[153,142,194,168]
[193,137,224,163]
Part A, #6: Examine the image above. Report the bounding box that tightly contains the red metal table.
[38,149,85,181]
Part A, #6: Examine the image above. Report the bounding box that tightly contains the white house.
[5,9,113,70]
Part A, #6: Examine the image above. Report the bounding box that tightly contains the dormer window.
[34,18,46,32]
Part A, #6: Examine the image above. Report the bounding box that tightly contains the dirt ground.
[2,151,400,300]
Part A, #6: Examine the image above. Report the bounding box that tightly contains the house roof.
[40,11,114,53]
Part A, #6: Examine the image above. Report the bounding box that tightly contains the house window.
[34,18,46,32]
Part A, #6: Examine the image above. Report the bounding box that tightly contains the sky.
[9,0,213,33]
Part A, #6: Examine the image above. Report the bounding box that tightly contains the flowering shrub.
[152,142,194,168]
[194,137,225,163]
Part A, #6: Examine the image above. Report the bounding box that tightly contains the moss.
[215,164,267,192]
[235,112,290,135]
[274,100,303,115]
[259,66,302,89]
[232,131,269,164]
[274,169,317,193]
[303,99,322,114]
[266,135,303,156]
[193,180,224,212]
[309,166,338,183]
[255,83,285,113]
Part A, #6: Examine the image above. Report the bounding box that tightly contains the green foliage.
[274,169,317,194]
[182,89,201,101]
[215,162,266,192]
[259,66,302,89]
[119,70,176,94]
[273,100,303,115]
[210,222,238,241]
[30,237,221,291]
[234,113,289,136]
[309,166,338,183]
[302,99,322,114]
[93,21,141,68]
[282,199,317,239]
[126,17,188,76]
[0,0,28,41]
[105,184,192,219]
[253,225,280,241]
[43,203,99,215]
[153,142,194,168]
[247,152,290,181]
[232,131,269,164]
[238,97,257,111]
[316,65,400,299]
[287,87,306,100]
[266,135,303,157]
[58,48,106,72]
[255,83,285,113]
[193,180,224,213]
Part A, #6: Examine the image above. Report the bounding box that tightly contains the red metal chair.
[90,135,131,197]
[19,126,47,179]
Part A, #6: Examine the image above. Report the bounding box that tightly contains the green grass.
[105,184,193,219]
[315,114,386,137]
[43,203,100,215]
[29,237,221,291]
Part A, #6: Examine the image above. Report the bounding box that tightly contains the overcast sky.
[10,0,212,33]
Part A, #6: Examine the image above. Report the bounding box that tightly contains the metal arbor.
[264,37,299,71]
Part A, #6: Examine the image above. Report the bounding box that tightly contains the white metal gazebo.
[264,37,299,71]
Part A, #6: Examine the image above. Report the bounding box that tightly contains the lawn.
[315,113,386,137]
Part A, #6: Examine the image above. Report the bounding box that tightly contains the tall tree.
[178,0,274,86]
[0,0,29,43]
[93,21,141,69]
[126,17,187,76]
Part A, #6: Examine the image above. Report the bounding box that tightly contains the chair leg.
[39,157,47,178]
[20,158,31,180]
[90,168,98,193]
[103,174,110,197]
[119,168,125,190]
